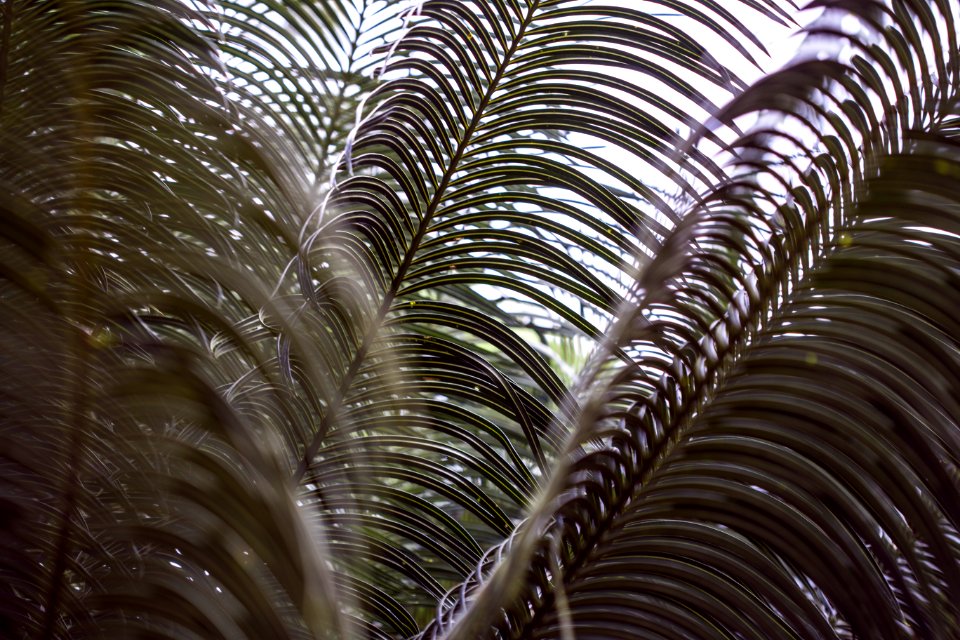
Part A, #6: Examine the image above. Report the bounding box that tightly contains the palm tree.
[3,0,960,637]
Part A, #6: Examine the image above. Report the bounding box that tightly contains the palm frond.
[425,1,960,638]
[297,0,798,631]
[524,137,960,640]
[6,0,960,639]
[0,0,405,636]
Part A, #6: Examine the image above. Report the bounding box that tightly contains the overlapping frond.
[523,137,960,640]
[0,0,403,636]
[300,0,796,632]
[423,1,960,639]
[204,0,412,186]
[6,0,960,638]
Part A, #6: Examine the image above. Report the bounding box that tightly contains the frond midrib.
[294,1,543,483]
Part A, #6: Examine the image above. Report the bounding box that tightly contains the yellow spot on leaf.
[934,159,954,176]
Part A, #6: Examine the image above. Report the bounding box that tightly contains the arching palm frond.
[300,0,796,632]
[512,135,960,640]
[0,0,403,637]
[427,2,960,639]
[5,0,960,639]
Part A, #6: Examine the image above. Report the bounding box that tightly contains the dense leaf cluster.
[2,1,960,639]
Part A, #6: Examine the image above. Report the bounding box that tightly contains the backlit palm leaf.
[301,0,795,631]
[512,138,960,640]
[0,0,403,636]
[425,2,960,639]
[4,0,960,639]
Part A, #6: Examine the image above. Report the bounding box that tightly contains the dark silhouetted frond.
[5,0,960,639]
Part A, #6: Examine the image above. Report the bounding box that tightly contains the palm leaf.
[0,0,404,636]
[520,138,960,640]
[6,0,960,639]
[426,2,960,638]
[298,0,800,631]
